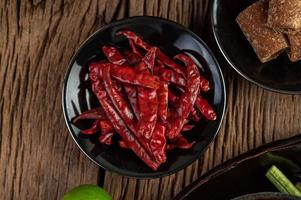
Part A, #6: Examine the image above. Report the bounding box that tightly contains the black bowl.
[62,16,226,178]
[211,0,301,94]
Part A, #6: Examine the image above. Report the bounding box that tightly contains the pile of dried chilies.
[73,30,217,170]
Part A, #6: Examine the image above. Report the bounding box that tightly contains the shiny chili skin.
[104,64,156,159]
[89,61,104,82]
[141,47,157,72]
[168,84,207,122]
[172,135,195,149]
[190,107,202,122]
[81,120,100,135]
[123,39,142,66]
[102,46,126,65]
[136,48,158,140]
[150,82,168,164]
[135,47,157,72]
[150,123,167,163]
[102,47,141,121]
[182,124,195,132]
[90,69,159,170]
[72,107,107,123]
[168,89,179,105]
[111,65,160,89]
[102,65,136,133]
[124,49,142,66]
[199,74,210,92]
[119,140,130,149]
[124,85,140,119]
[157,82,168,121]
[116,30,151,50]
[99,132,114,145]
[168,87,201,122]
[168,58,217,122]
[129,39,142,57]
[97,49,161,90]
[116,30,186,76]
[99,120,114,134]
[166,54,200,139]
[98,94,159,170]
[154,60,186,87]
[195,96,217,121]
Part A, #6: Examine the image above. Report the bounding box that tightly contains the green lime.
[61,185,112,200]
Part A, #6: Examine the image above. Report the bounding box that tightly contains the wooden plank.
[0,0,121,199]
[1,0,300,199]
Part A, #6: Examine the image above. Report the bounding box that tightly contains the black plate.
[211,0,301,94]
[173,135,301,200]
[62,16,226,178]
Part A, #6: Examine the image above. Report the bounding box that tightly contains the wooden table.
[1,0,301,199]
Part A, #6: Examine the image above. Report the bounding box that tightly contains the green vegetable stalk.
[296,182,301,192]
[266,165,301,197]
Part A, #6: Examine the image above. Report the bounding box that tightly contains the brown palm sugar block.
[287,32,301,62]
[236,0,288,63]
[268,0,301,34]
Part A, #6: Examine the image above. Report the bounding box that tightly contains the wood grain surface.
[0,0,300,200]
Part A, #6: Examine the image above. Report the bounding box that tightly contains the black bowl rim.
[210,0,301,95]
[231,192,300,200]
[62,16,227,178]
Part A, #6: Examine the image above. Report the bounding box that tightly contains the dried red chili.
[102,65,136,133]
[199,74,210,92]
[72,107,107,123]
[119,140,130,149]
[99,132,114,145]
[172,135,195,149]
[124,50,142,66]
[102,46,126,65]
[182,124,195,132]
[190,107,202,122]
[128,39,142,57]
[154,60,186,87]
[99,120,114,134]
[102,46,141,120]
[195,96,217,121]
[157,82,168,121]
[81,120,100,135]
[124,85,140,119]
[111,65,161,89]
[150,82,168,164]
[136,48,158,140]
[165,53,200,140]
[150,123,167,163]
[141,47,157,72]
[99,95,159,170]
[91,68,159,170]
[116,30,186,76]
[72,30,218,171]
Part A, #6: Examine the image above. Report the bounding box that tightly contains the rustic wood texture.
[0,0,300,200]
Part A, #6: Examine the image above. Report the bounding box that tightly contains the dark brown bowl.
[173,135,301,200]
[62,16,226,178]
[232,192,300,200]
